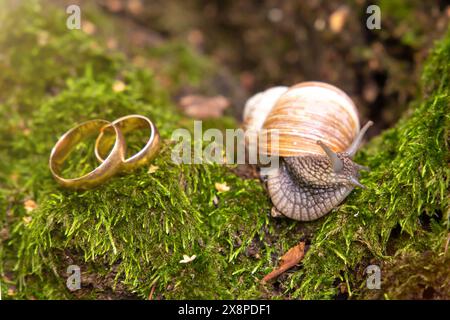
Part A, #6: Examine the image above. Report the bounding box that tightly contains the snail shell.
[243,81,371,221]
[243,86,288,132]
[244,82,360,156]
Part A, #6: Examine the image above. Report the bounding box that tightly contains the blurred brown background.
[53,0,450,135]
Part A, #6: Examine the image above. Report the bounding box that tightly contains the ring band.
[49,119,126,190]
[94,115,160,172]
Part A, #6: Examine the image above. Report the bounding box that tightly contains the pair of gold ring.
[49,115,159,190]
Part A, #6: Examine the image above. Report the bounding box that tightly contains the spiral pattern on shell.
[243,81,360,157]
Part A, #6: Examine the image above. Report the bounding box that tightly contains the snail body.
[243,81,372,221]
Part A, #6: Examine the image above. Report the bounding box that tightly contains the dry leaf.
[22,216,32,225]
[262,242,306,283]
[7,287,16,296]
[212,195,219,206]
[105,0,123,12]
[113,80,126,92]
[82,21,96,35]
[24,199,37,213]
[37,31,49,46]
[0,227,10,241]
[179,95,230,119]
[314,18,326,31]
[215,182,230,192]
[329,6,349,33]
[107,38,118,50]
[179,254,197,264]
[127,0,143,15]
[147,165,159,174]
[187,29,204,47]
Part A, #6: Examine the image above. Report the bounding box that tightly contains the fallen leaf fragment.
[148,165,159,174]
[112,80,126,92]
[107,38,118,50]
[187,29,204,47]
[0,227,9,240]
[329,6,349,33]
[82,21,96,35]
[179,254,197,264]
[179,95,230,119]
[105,0,123,12]
[215,182,230,192]
[22,216,32,225]
[24,199,37,213]
[212,195,219,206]
[127,0,143,15]
[262,242,306,283]
[7,286,16,296]
[37,31,49,46]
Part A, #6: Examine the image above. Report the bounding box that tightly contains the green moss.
[0,1,296,299]
[1,1,449,300]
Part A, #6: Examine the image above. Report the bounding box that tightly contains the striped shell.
[243,81,360,157]
[243,86,288,131]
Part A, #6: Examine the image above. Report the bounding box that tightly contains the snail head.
[316,121,373,189]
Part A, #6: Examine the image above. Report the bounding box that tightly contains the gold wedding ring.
[95,115,160,172]
[49,119,126,190]
[49,115,160,190]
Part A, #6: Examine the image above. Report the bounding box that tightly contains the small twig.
[148,284,156,300]
[444,232,450,256]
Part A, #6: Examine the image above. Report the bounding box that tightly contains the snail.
[243,81,373,221]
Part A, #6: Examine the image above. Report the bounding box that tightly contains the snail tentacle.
[346,121,374,157]
[349,176,366,189]
[355,164,370,171]
[317,140,343,173]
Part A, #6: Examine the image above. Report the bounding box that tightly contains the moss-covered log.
[0,1,448,299]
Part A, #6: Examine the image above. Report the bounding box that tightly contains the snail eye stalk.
[349,176,366,189]
[355,163,370,171]
[317,140,343,173]
[346,121,374,157]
